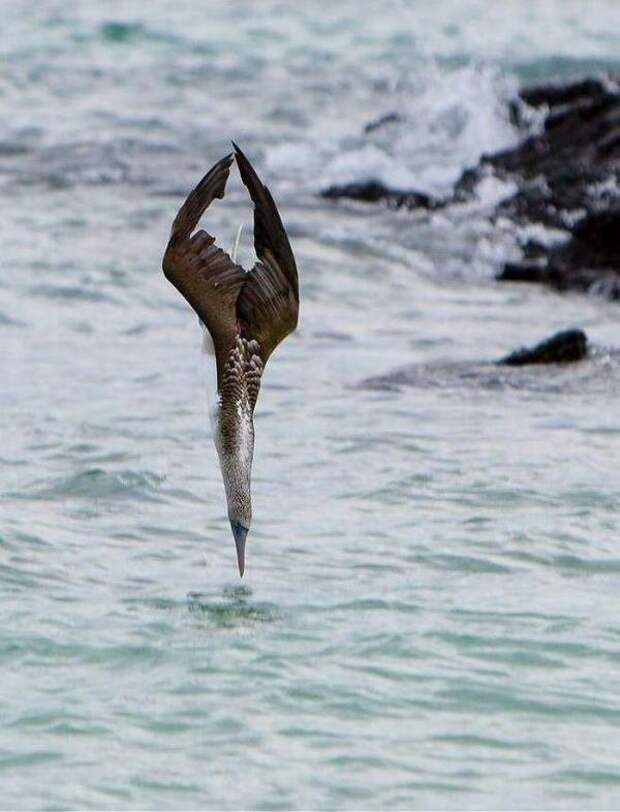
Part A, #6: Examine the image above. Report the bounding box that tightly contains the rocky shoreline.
[322,76,620,300]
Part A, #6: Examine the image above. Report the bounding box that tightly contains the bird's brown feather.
[162,147,298,389]
[233,143,299,363]
[162,155,247,380]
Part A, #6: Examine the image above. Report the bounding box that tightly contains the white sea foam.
[516,222,570,249]
[387,64,520,191]
[474,173,519,208]
[322,144,422,190]
[588,175,620,200]
[265,142,328,178]
[266,64,522,198]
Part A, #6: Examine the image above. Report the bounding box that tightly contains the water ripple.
[10,469,165,503]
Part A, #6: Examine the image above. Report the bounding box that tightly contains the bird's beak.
[230,521,249,577]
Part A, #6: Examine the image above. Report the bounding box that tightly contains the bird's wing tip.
[231,141,252,169]
[215,152,234,180]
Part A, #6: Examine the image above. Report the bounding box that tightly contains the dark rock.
[321,180,440,209]
[519,77,610,109]
[498,262,556,284]
[498,329,588,366]
[498,203,620,297]
[568,207,620,266]
[364,112,403,133]
[323,74,620,299]
[452,166,483,201]
[480,79,620,232]
[480,76,620,297]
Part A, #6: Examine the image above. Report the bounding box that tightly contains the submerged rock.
[360,330,603,395]
[498,329,588,366]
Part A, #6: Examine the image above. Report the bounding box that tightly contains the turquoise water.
[3,2,620,809]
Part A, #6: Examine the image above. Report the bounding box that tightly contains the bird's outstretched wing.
[233,143,299,364]
[162,154,247,374]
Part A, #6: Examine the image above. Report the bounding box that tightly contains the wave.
[267,63,521,196]
[13,468,166,503]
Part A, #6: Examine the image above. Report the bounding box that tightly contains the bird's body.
[163,145,299,576]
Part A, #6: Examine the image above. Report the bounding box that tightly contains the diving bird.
[162,144,299,576]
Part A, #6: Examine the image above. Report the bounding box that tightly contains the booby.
[162,144,299,576]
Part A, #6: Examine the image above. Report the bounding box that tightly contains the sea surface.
[3,2,620,809]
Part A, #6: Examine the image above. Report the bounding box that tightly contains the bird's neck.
[202,330,262,526]
[216,394,255,459]
[215,397,255,530]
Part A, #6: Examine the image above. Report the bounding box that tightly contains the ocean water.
[3,2,620,809]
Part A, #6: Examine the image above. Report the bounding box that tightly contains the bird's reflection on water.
[187,585,278,627]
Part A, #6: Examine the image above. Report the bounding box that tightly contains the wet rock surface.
[321,180,440,210]
[497,201,620,298]
[489,77,620,297]
[498,329,588,366]
[324,76,620,299]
